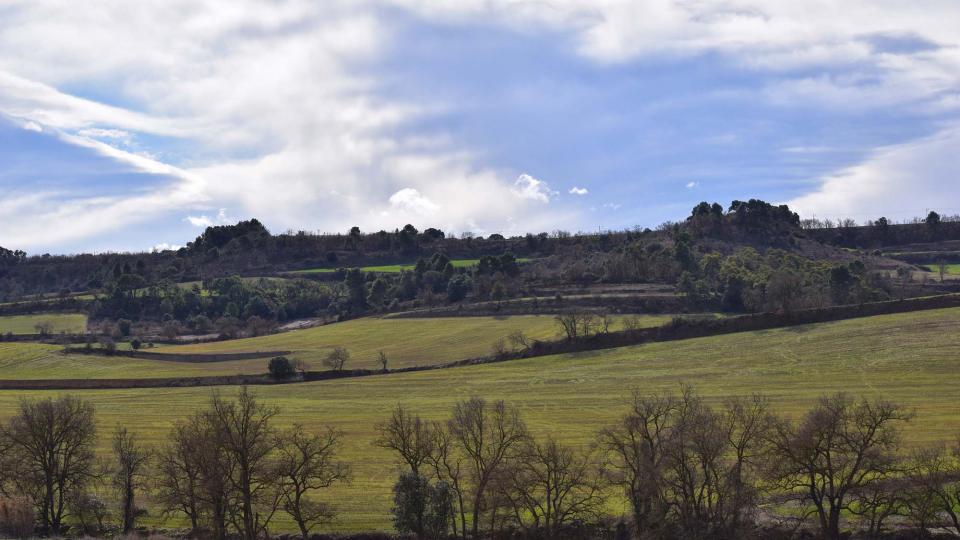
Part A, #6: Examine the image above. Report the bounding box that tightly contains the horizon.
[2,1,960,254]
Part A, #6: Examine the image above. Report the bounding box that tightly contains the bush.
[268,356,296,379]
[117,318,132,337]
[323,347,350,371]
[130,338,142,350]
[0,497,34,539]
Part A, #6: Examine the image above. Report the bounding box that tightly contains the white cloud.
[21,120,41,132]
[569,186,589,195]
[185,215,213,227]
[511,173,556,203]
[2,1,959,249]
[603,202,622,211]
[787,123,960,221]
[184,208,231,228]
[151,242,182,252]
[685,181,698,189]
[389,188,440,216]
[0,2,577,249]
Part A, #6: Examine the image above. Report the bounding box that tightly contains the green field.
[0,307,958,531]
[0,313,88,334]
[152,314,665,370]
[0,343,272,379]
[289,258,531,274]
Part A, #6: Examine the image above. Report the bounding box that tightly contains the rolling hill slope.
[0,307,958,530]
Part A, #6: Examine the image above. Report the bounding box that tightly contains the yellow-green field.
[0,307,958,531]
[153,314,666,370]
[0,313,88,334]
[0,343,269,379]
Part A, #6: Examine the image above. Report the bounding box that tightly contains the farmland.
[152,314,667,369]
[0,342,270,379]
[1,306,958,531]
[0,313,88,334]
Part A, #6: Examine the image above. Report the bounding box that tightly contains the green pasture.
[152,314,665,370]
[0,313,88,334]
[0,307,959,530]
[0,343,270,379]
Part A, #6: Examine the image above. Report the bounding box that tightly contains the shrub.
[323,347,350,371]
[269,356,296,379]
[117,318,132,337]
[0,497,34,539]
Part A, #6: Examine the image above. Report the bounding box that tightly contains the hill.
[0,306,957,530]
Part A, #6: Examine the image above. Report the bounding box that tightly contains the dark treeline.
[3,388,960,540]
[803,211,960,249]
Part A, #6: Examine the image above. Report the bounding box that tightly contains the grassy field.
[0,343,274,379]
[152,314,666,370]
[0,307,958,530]
[0,313,88,334]
[288,258,532,274]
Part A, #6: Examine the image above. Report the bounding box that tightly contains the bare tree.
[554,312,597,340]
[375,405,435,478]
[598,390,676,536]
[447,397,529,538]
[208,387,283,540]
[277,425,350,539]
[378,350,389,372]
[323,347,350,371]
[496,437,605,537]
[33,320,53,336]
[764,393,911,540]
[507,330,532,352]
[112,425,150,533]
[156,411,236,540]
[905,442,960,535]
[155,419,207,534]
[427,422,468,538]
[0,396,97,535]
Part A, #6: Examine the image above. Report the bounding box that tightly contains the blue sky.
[1,1,959,254]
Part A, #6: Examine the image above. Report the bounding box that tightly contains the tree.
[156,413,234,539]
[376,406,436,476]
[764,394,910,540]
[268,356,296,380]
[767,269,804,312]
[598,390,675,536]
[447,397,529,538]
[926,210,941,233]
[376,405,438,535]
[323,347,350,371]
[392,472,455,539]
[554,312,597,340]
[490,280,507,302]
[905,443,960,535]
[117,318,132,337]
[33,320,53,336]
[0,396,97,535]
[112,425,150,533]
[378,350,389,372]
[496,437,605,537]
[207,387,282,540]
[368,278,388,308]
[277,425,350,539]
[446,274,472,303]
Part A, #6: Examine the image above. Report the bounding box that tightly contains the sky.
[1,1,959,254]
